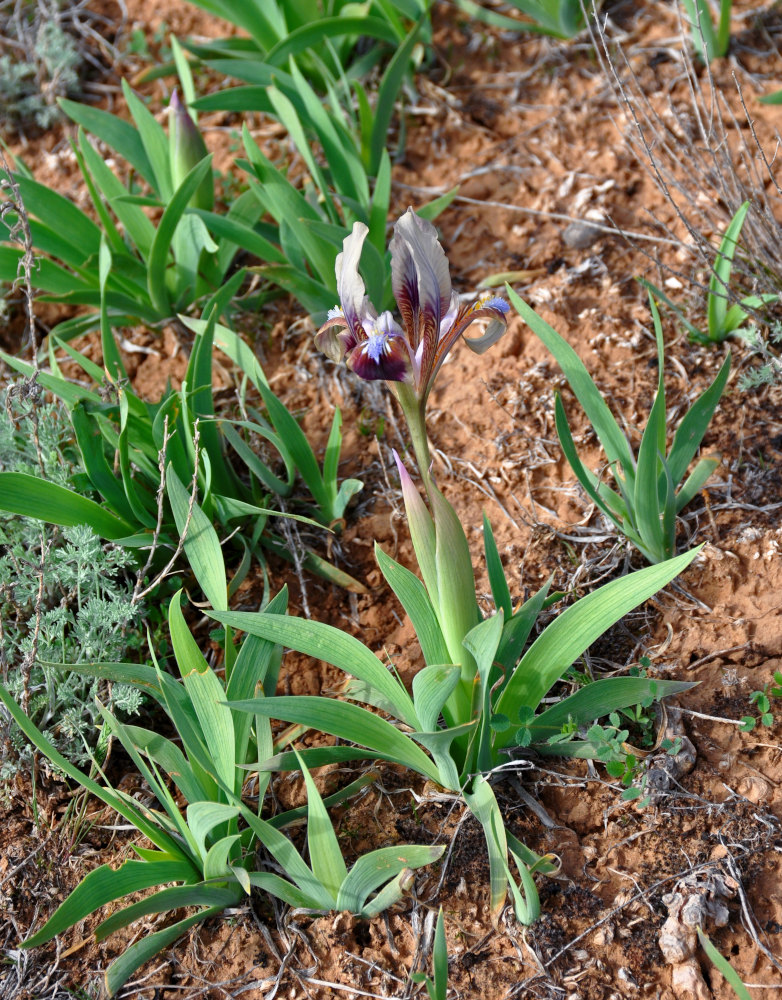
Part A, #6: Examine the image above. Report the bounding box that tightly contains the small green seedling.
[739,672,782,732]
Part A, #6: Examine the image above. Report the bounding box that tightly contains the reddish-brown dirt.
[2,2,782,999]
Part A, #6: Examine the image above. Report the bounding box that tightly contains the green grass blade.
[483,513,512,618]
[122,79,172,200]
[554,395,633,530]
[709,202,749,337]
[667,350,731,486]
[512,288,636,478]
[370,20,422,175]
[697,927,751,1000]
[675,457,720,513]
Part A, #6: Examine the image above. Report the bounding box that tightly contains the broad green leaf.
[298,756,346,903]
[227,695,439,781]
[105,906,224,996]
[0,472,133,540]
[146,156,214,317]
[122,79,172,201]
[336,845,444,914]
[530,677,694,744]
[265,16,398,66]
[463,775,510,918]
[186,803,241,862]
[122,725,207,805]
[22,859,197,949]
[210,611,419,729]
[511,288,636,483]
[191,209,286,263]
[463,612,505,771]
[60,98,156,186]
[169,593,236,794]
[495,548,700,735]
[96,884,239,941]
[166,464,227,611]
[375,544,450,668]
[7,173,101,261]
[667,351,731,486]
[413,665,461,733]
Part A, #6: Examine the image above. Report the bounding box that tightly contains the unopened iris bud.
[169,89,213,211]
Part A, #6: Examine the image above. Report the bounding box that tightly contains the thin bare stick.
[133,420,201,605]
[131,413,173,607]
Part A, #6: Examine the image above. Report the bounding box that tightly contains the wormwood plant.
[208,211,698,920]
[0,396,143,777]
[0,0,83,133]
[0,573,442,996]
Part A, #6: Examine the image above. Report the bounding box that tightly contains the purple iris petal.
[347,316,412,383]
[390,209,452,365]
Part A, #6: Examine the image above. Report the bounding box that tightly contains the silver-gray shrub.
[0,394,144,779]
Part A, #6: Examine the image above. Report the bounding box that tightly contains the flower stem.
[394,383,433,499]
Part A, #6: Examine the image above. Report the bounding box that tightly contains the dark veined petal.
[347,312,412,383]
[389,210,452,368]
[426,294,510,394]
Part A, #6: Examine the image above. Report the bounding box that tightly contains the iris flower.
[316,208,509,405]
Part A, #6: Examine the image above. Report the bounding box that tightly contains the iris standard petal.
[335,222,375,343]
[390,209,452,362]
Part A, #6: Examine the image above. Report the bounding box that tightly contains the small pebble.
[562,219,603,249]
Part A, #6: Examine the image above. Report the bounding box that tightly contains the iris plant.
[212,209,698,920]
[317,209,510,699]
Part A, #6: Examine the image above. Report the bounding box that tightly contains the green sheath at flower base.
[169,89,213,212]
